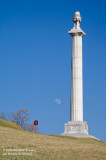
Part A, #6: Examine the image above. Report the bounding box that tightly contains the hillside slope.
[0,126,106,160]
[0,119,23,130]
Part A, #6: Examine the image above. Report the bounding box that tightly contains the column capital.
[69,11,85,36]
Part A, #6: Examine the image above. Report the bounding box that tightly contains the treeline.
[0,109,35,132]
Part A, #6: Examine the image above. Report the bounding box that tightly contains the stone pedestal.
[62,121,88,137]
[61,121,98,139]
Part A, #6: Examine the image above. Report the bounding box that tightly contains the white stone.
[62,12,98,139]
[70,11,84,122]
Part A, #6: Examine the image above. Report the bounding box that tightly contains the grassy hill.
[0,119,23,130]
[0,120,106,160]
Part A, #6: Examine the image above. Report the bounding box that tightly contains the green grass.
[0,119,23,130]
[0,122,106,160]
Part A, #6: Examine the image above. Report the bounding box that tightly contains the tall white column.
[69,11,85,122]
[62,12,98,139]
[71,35,83,121]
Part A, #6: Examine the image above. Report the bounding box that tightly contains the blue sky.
[0,0,106,141]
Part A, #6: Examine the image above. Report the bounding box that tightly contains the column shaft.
[71,35,83,121]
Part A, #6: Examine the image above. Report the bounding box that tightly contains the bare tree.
[0,112,7,120]
[11,109,31,130]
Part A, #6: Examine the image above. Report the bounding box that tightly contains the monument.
[62,11,97,138]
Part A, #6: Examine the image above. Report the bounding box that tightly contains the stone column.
[69,12,85,122]
[62,11,98,139]
[62,12,89,137]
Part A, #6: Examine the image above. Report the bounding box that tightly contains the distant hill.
[0,119,23,130]
[0,123,106,160]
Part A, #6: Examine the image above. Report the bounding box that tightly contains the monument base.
[61,121,98,139]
